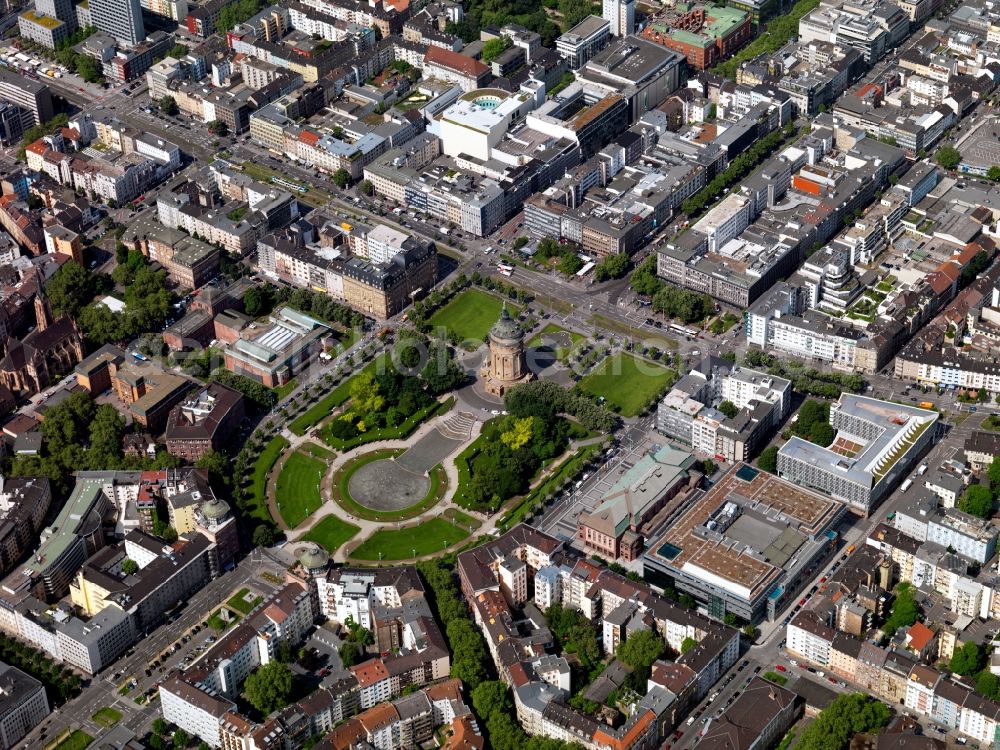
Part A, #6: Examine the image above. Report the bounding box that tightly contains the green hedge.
[250,436,290,524]
[324,397,453,451]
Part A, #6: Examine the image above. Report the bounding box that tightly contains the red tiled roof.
[351,659,389,687]
[906,621,935,652]
[444,716,484,750]
[424,45,488,78]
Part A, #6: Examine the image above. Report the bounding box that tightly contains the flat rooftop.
[20,477,105,577]
[645,463,844,600]
[780,395,938,489]
[584,35,682,86]
[559,14,610,42]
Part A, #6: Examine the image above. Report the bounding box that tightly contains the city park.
[249,284,680,564]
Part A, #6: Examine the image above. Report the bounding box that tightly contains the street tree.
[937,145,962,170]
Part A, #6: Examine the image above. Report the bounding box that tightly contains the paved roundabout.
[347,458,431,511]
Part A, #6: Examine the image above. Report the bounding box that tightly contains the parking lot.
[956,111,1000,172]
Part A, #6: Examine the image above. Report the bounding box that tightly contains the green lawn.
[428,289,519,350]
[579,353,677,417]
[333,449,448,521]
[301,442,335,460]
[275,451,326,528]
[92,707,122,728]
[287,355,387,437]
[350,517,471,561]
[302,515,360,553]
[273,379,298,399]
[207,609,231,631]
[528,324,585,360]
[442,508,482,530]
[49,731,93,750]
[226,587,263,616]
[250,436,290,525]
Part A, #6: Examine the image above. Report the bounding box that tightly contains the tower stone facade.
[480,306,533,396]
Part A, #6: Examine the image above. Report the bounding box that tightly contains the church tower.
[34,288,52,333]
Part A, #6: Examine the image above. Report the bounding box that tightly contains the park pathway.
[286,403,490,562]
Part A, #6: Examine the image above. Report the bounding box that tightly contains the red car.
[775,665,787,672]
[820,576,827,583]
[799,598,807,606]
[828,677,838,684]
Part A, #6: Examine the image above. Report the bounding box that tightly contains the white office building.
[602,0,634,36]
[88,0,144,45]
[691,194,754,253]
[778,394,938,514]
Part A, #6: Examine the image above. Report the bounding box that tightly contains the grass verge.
[499,443,600,528]
[92,707,122,728]
[275,451,326,528]
[48,730,93,750]
[287,355,387,437]
[302,515,360,553]
[273,379,297,399]
[590,313,678,349]
[250,436,290,524]
[226,587,263,616]
[301,442,335,460]
[349,517,470,561]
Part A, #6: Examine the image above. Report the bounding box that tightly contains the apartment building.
[256,225,437,320]
[657,356,791,463]
[0,477,51,578]
[471,531,739,748]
